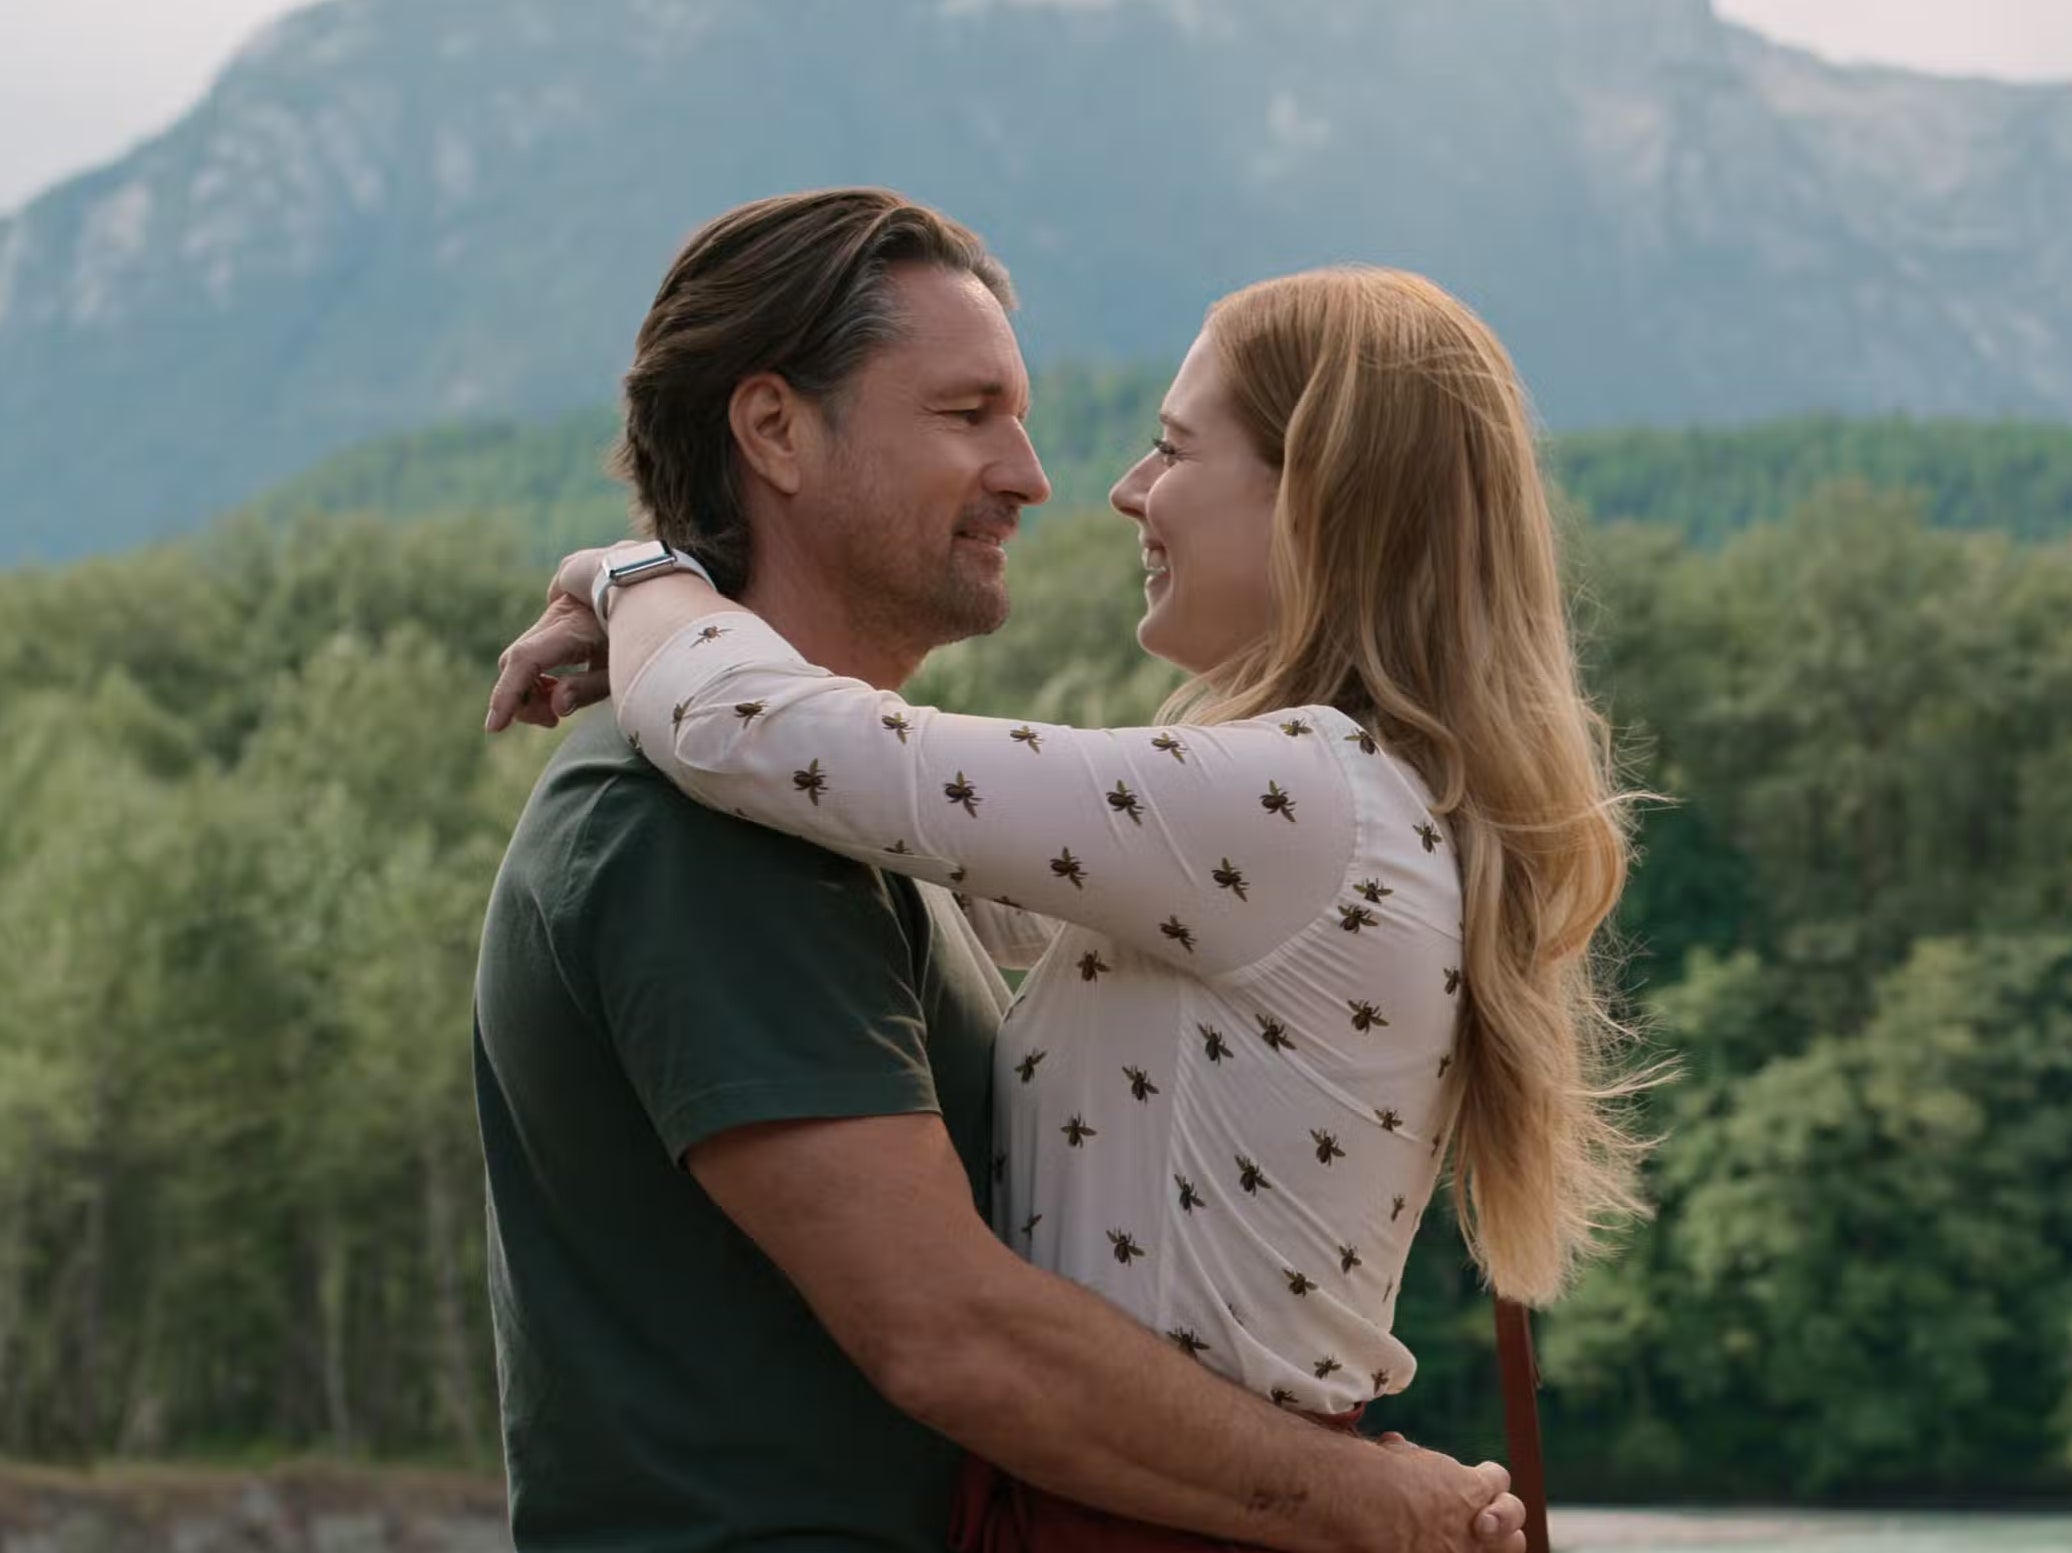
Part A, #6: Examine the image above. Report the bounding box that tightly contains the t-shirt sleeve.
[569,774,942,1163]
[617,613,1360,979]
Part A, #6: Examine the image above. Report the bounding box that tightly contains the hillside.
[5,0,2072,563]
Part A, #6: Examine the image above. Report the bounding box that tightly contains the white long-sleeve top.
[619,614,1465,1415]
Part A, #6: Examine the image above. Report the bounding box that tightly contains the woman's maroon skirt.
[947,1409,1366,1553]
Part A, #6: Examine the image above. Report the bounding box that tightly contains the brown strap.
[1493,1297,1551,1553]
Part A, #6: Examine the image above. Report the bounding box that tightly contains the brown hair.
[1171,267,1659,1305]
[609,188,1014,593]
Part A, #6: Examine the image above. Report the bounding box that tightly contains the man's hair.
[608,188,1015,593]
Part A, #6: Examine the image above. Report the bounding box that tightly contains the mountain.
[4,0,2071,565]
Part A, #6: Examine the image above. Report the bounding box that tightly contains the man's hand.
[484,546,617,732]
[1363,1434,1527,1553]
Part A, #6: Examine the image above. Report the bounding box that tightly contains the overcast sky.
[3,0,2071,216]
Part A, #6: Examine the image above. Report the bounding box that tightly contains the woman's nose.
[1110,452,1154,524]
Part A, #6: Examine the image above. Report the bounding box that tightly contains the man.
[476,188,1525,1552]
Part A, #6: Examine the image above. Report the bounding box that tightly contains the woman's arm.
[596,571,1362,977]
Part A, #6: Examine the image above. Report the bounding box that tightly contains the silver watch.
[590,540,717,622]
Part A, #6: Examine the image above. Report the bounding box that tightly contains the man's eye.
[947,407,986,425]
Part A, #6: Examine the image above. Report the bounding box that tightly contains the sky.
[3,0,2072,216]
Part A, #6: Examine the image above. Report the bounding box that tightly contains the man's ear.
[728,372,823,497]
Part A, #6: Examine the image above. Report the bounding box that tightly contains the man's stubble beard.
[819,457,1013,660]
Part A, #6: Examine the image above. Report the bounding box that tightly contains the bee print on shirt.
[1270,1387,1299,1408]
[1280,718,1313,737]
[1051,848,1087,889]
[1377,1109,1404,1133]
[1339,903,1380,933]
[1124,1066,1160,1102]
[1016,1050,1047,1083]
[1175,1173,1207,1212]
[1107,781,1146,825]
[690,625,729,647]
[1010,725,1044,752]
[1256,1015,1294,1053]
[1151,733,1188,763]
[1354,878,1394,904]
[1168,1327,1211,1358]
[1371,1368,1392,1394]
[1415,820,1443,852]
[1339,1244,1363,1274]
[1391,1194,1408,1222]
[733,700,765,724]
[1212,859,1249,900]
[1159,917,1198,954]
[1199,1024,1232,1063]
[943,772,981,816]
[671,699,691,731]
[1310,1129,1346,1166]
[1345,728,1379,755]
[792,760,828,805]
[1108,1229,1146,1264]
[1260,782,1298,822]
[1062,1115,1098,1147]
[1020,1212,1043,1238]
[1078,950,1111,982]
[881,712,913,744]
[1438,1052,1454,1078]
[1284,1268,1317,1297]
[1314,1356,1343,1380]
[1445,967,1463,995]
[1348,999,1388,1033]
[1236,1155,1273,1194]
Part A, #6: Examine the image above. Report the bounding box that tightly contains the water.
[1551,1508,2072,1551]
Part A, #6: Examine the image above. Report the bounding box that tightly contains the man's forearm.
[887,1247,1400,1553]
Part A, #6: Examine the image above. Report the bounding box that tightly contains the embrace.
[476,188,1645,1553]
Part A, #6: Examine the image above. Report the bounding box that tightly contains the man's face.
[796,264,1050,651]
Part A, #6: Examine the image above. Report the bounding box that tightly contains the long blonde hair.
[1168,267,1653,1305]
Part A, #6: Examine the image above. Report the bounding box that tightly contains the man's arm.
[687,1110,1524,1553]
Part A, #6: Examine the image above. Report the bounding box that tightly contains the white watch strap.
[591,541,718,622]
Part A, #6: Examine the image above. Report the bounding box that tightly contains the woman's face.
[1110,329,1282,675]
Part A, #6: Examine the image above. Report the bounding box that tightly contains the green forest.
[2,401,2069,1506]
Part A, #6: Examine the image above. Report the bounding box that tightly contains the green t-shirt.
[475,717,1008,1551]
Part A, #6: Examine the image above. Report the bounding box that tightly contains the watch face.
[608,540,673,582]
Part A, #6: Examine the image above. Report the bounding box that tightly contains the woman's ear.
[728,372,821,497]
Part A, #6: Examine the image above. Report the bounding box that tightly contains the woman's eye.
[1152,437,1180,464]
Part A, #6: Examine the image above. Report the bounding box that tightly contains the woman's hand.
[484,546,618,732]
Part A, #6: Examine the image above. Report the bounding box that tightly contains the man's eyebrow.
[934,378,1011,399]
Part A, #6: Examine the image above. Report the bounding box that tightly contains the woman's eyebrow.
[1159,410,1197,439]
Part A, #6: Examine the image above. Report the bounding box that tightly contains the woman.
[491,266,1647,1546]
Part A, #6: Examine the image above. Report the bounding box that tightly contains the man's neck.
[738,565,927,692]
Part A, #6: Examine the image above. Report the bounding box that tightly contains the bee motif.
[671,698,691,730]
[1347,999,1388,1033]
[1280,717,1313,737]
[1354,878,1394,904]
[1438,1052,1453,1079]
[886,840,911,855]
[1270,1387,1299,1408]
[1050,848,1087,889]
[1391,1193,1408,1222]
[1444,967,1463,995]
[1077,951,1110,982]
[881,712,913,744]
[1168,1327,1211,1358]
[627,731,643,755]
[1020,1213,1043,1238]
[1311,1128,1346,1166]
[1107,1229,1145,1264]
[948,866,968,884]
[1106,781,1145,825]
[733,700,765,723]
[1158,916,1197,954]
[1313,1356,1343,1380]
[1124,1066,1160,1102]
[1371,1368,1392,1394]
[1062,1115,1098,1147]
[1151,733,1189,763]
[1285,1268,1318,1297]
[1345,728,1379,755]
[1259,781,1297,822]
[1174,1173,1206,1212]
[1339,1244,1363,1275]
[943,772,981,816]
[1377,1108,1404,1133]
[1339,903,1380,933]
[1015,1050,1048,1083]
[1010,725,1044,752]
[792,759,828,805]
[690,625,729,647]
[1236,1155,1273,1194]
[1415,820,1442,852]
[1199,1024,1232,1063]
[1256,1015,1294,1053]
[1212,858,1249,900]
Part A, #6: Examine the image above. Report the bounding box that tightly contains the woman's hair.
[1170,267,1656,1306]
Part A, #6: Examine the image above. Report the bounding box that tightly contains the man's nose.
[993,421,1052,509]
